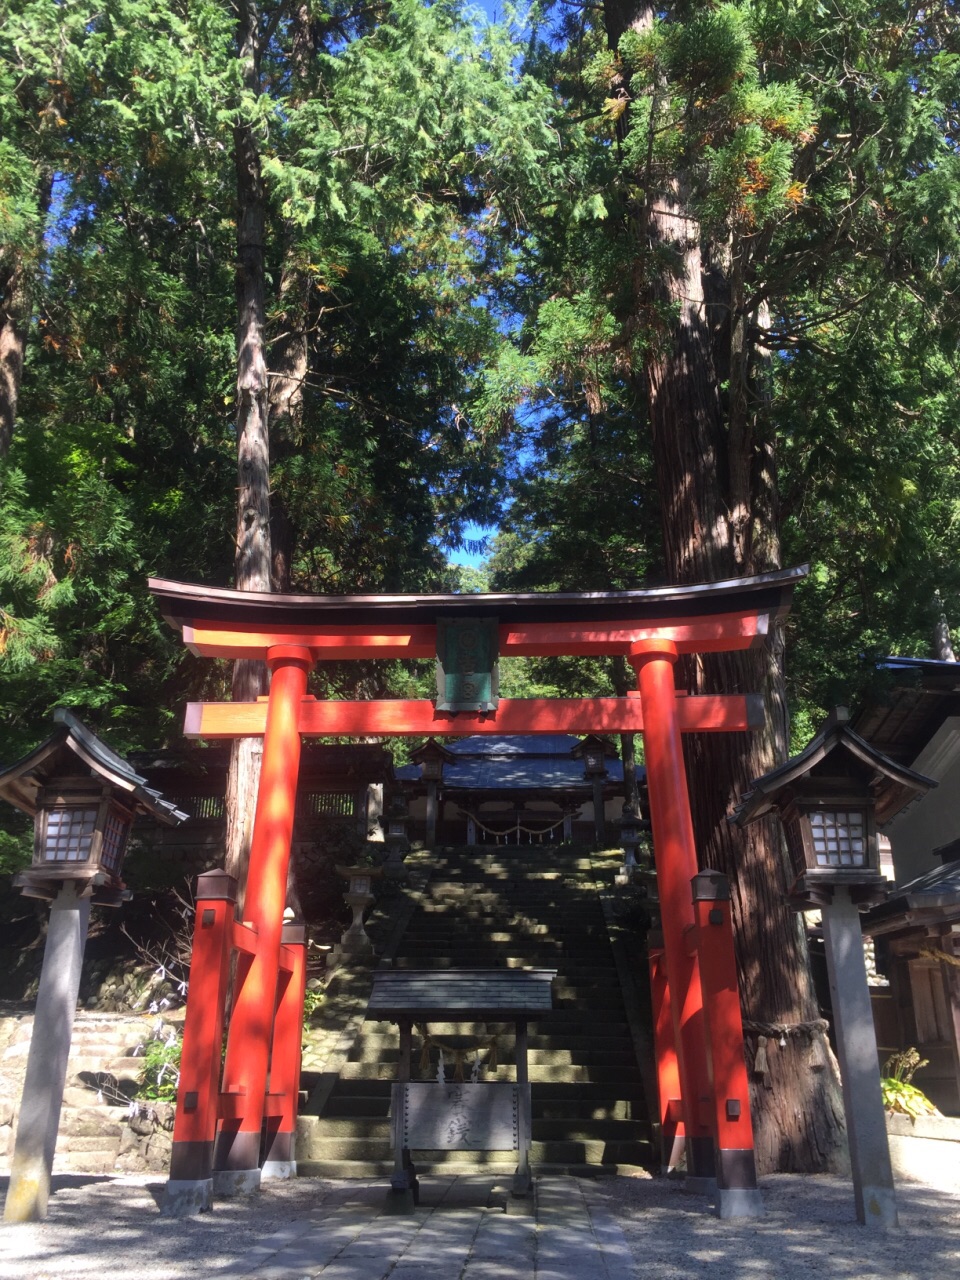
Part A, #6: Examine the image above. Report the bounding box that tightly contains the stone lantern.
[334,863,383,956]
[381,790,412,875]
[733,708,932,906]
[0,710,186,1222]
[575,735,612,847]
[732,706,936,1228]
[615,804,642,885]
[409,739,452,850]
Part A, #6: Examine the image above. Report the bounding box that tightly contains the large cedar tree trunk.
[0,263,27,458]
[0,174,52,457]
[267,3,314,596]
[224,0,272,908]
[607,3,847,1172]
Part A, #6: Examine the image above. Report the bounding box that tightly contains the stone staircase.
[297,844,655,1177]
[0,1007,164,1173]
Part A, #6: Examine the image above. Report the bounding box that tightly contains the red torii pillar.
[213,645,312,1192]
[164,646,312,1212]
[631,640,715,1186]
[632,639,760,1213]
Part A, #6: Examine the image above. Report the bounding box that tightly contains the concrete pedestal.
[213,1168,262,1196]
[4,884,90,1222]
[162,1178,214,1216]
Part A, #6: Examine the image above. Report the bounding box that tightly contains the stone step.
[336,1061,642,1085]
[389,958,560,971]
[406,923,601,933]
[68,1056,145,1077]
[297,1156,642,1179]
[528,1034,636,1052]
[295,1134,653,1167]
[297,1157,518,1179]
[324,1078,645,1106]
[56,1113,126,1138]
[384,959,619,976]
[49,1150,120,1175]
[301,1116,391,1138]
[344,1045,638,1070]
[346,1032,635,1056]
[322,1095,391,1118]
[532,1118,651,1141]
[61,1085,131,1109]
[550,998,626,1012]
[531,1098,642,1121]
[299,1114,651,1143]
[533,1010,631,1028]
[55,1133,122,1154]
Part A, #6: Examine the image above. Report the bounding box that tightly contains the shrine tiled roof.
[444,735,583,756]
[862,858,960,936]
[397,733,635,791]
[442,756,624,791]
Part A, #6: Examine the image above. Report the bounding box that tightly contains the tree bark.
[608,2,847,1171]
[611,654,640,811]
[0,173,52,457]
[268,262,309,593]
[268,0,315,596]
[643,182,846,1175]
[0,263,28,458]
[224,0,272,906]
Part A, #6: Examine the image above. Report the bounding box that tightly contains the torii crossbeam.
[150,567,805,1218]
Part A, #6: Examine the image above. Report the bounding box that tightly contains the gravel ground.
[0,1170,958,1279]
[585,1170,960,1279]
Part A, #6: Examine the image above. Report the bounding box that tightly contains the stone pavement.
[220,1176,633,1280]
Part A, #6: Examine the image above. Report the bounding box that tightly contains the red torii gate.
[150,567,803,1218]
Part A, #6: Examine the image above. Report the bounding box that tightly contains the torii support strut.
[152,569,802,1216]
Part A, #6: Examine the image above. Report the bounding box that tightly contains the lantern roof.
[731,707,936,829]
[0,709,188,826]
[571,734,619,760]
[409,738,457,765]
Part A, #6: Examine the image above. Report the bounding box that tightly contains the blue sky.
[450,520,496,569]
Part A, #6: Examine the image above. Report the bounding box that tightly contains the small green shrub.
[137,1031,182,1103]
[881,1048,940,1118]
[304,986,325,1019]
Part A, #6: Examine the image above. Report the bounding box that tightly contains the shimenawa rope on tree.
[741,1017,831,1084]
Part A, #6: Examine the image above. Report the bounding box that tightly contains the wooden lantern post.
[615,803,642,886]
[0,711,185,1222]
[381,790,412,875]
[410,739,451,850]
[732,707,937,1227]
[578,735,611,848]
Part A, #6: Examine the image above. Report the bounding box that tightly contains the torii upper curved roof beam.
[148,566,807,662]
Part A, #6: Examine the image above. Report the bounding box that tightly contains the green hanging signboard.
[435,617,499,714]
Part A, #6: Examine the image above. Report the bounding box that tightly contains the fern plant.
[881,1048,940,1118]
